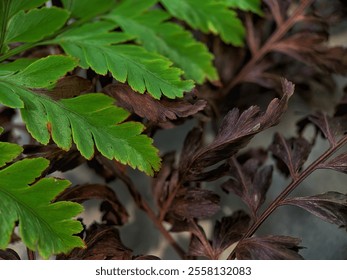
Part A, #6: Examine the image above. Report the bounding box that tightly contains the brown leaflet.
[188,162,230,182]
[241,59,283,91]
[322,153,347,174]
[263,0,291,25]
[152,152,177,209]
[282,192,347,227]
[42,75,92,100]
[56,184,129,226]
[222,158,273,216]
[271,33,347,75]
[312,0,347,25]
[103,83,206,123]
[222,0,347,99]
[212,210,251,257]
[167,218,192,233]
[179,127,203,180]
[184,79,293,180]
[269,133,312,178]
[288,64,336,103]
[186,106,258,175]
[57,224,132,260]
[237,148,268,165]
[188,234,209,258]
[23,144,85,175]
[187,221,216,259]
[212,40,246,86]
[297,113,342,146]
[235,235,304,260]
[169,187,220,220]
[262,79,294,127]
[0,249,20,260]
[265,1,347,76]
[75,227,161,260]
[245,14,261,56]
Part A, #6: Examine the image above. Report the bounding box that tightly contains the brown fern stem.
[228,135,347,259]
[223,0,314,94]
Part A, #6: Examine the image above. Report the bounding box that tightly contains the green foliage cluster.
[0,0,261,258]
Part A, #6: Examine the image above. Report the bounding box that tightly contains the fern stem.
[223,0,314,94]
[190,219,217,259]
[0,13,94,62]
[158,177,181,222]
[107,161,187,259]
[0,0,10,56]
[0,42,37,62]
[26,248,36,260]
[227,135,347,259]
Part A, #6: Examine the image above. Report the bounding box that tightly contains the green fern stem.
[0,0,10,55]
[0,42,38,62]
[0,15,93,62]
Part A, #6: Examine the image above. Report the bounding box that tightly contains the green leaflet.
[5,55,77,88]
[5,7,70,43]
[0,55,76,108]
[0,0,48,53]
[0,145,84,258]
[0,82,24,108]
[106,9,218,83]
[223,0,263,15]
[0,127,3,134]
[53,21,194,99]
[111,0,158,18]
[6,0,48,18]
[0,58,37,74]
[61,0,114,19]
[0,141,22,167]
[161,0,245,46]
[0,56,161,175]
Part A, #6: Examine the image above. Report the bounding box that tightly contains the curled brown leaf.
[103,83,206,123]
[184,79,293,181]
